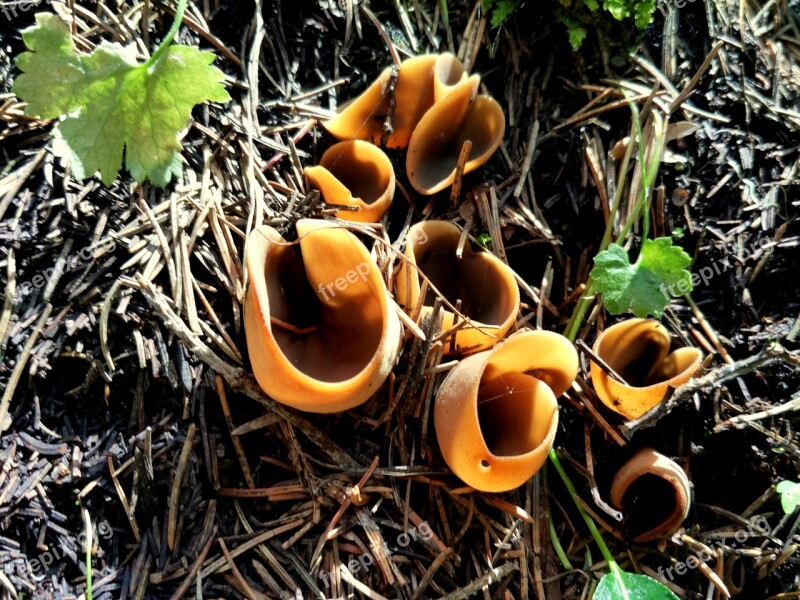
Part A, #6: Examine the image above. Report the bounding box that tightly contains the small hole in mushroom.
[480,459,490,469]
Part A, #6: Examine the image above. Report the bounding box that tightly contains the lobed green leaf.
[13,12,230,187]
[590,237,692,318]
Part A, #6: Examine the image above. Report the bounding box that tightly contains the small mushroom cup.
[434,330,579,492]
[610,447,692,542]
[304,140,395,222]
[589,318,703,420]
[244,219,401,413]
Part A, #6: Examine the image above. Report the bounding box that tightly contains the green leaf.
[590,237,692,318]
[485,0,521,26]
[567,21,588,48]
[603,0,631,20]
[555,0,657,47]
[776,480,800,514]
[557,12,589,49]
[13,13,230,187]
[633,0,656,28]
[475,232,492,249]
[594,570,679,600]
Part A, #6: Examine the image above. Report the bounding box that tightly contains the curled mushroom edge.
[323,53,443,149]
[407,78,506,195]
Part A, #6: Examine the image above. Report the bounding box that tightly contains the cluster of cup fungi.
[244,53,703,543]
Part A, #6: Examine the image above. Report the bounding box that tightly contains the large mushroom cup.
[434,330,579,492]
[244,219,401,413]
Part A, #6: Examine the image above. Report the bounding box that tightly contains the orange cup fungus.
[322,53,505,196]
[304,140,395,223]
[322,53,440,149]
[589,318,703,420]
[434,331,579,492]
[244,219,401,413]
[395,220,520,354]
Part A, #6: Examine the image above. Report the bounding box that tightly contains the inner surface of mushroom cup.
[453,95,506,171]
[319,141,393,204]
[609,448,692,543]
[433,53,466,102]
[477,372,556,457]
[416,236,515,326]
[616,473,678,540]
[647,347,703,383]
[406,76,480,195]
[396,221,519,353]
[595,319,670,385]
[407,90,505,194]
[264,237,382,382]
